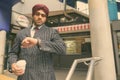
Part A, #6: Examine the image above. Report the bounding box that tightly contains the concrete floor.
[3,69,87,80]
[3,69,120,80]
[55,69,87,80]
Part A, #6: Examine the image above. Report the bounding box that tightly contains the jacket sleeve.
[37,29,66,55]
[7,32,21,67]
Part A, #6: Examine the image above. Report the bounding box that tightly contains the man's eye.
[35,13,46,17]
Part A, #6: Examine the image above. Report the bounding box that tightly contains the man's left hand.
[21,37,38,48]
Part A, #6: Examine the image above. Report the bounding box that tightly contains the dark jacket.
[8,25,66,80]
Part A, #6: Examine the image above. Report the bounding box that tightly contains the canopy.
[0,0,20,32]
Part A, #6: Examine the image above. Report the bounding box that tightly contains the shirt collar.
[31,24,43,31]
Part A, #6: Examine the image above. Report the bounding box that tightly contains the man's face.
[33,10,47,26]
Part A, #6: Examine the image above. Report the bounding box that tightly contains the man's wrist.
[36,38,41,47]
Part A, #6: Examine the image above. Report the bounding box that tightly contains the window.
[63,35,91,55]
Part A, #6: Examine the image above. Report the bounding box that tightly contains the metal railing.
[65,57,102,80]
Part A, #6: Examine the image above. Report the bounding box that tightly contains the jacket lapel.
[25,27,31,37]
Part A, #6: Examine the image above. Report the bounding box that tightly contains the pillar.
[0,31,6,73]
[88,0,116,80]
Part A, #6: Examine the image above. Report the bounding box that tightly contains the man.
[8,4,66,80]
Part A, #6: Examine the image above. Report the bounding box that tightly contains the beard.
[34,22,43,26]
[33,20,43,26]
[33,19,46,26]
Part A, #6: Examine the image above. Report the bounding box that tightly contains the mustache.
[35,19,42,22]
[37,18,42,20]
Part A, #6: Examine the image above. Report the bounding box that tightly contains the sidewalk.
[0,74,15,80]
[2,70,17,79]
[2,69,120,80]
[2,69,87,80]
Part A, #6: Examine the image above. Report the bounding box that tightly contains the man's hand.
[11,63,24,76]
[21,37,38,48]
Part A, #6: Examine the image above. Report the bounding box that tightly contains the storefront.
[52,23,92,70]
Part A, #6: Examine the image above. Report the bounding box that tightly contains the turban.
[32,4,49,17]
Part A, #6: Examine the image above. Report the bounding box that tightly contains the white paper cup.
[16,60,26,73]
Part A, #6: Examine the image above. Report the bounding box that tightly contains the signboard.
[11,12,30,27]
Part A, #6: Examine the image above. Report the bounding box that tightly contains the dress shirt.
[30,24,42,37]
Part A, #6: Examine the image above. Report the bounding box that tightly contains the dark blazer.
[8,24,66,80]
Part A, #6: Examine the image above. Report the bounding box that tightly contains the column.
[0,31,6,73]
[88,0,116,80]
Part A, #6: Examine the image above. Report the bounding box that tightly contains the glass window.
[63,35,91,55]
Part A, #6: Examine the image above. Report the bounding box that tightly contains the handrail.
[65,57,102,80]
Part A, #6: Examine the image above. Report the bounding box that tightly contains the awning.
[53,23,90,33]
[0,0,20,32]
[0,0,20,10]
